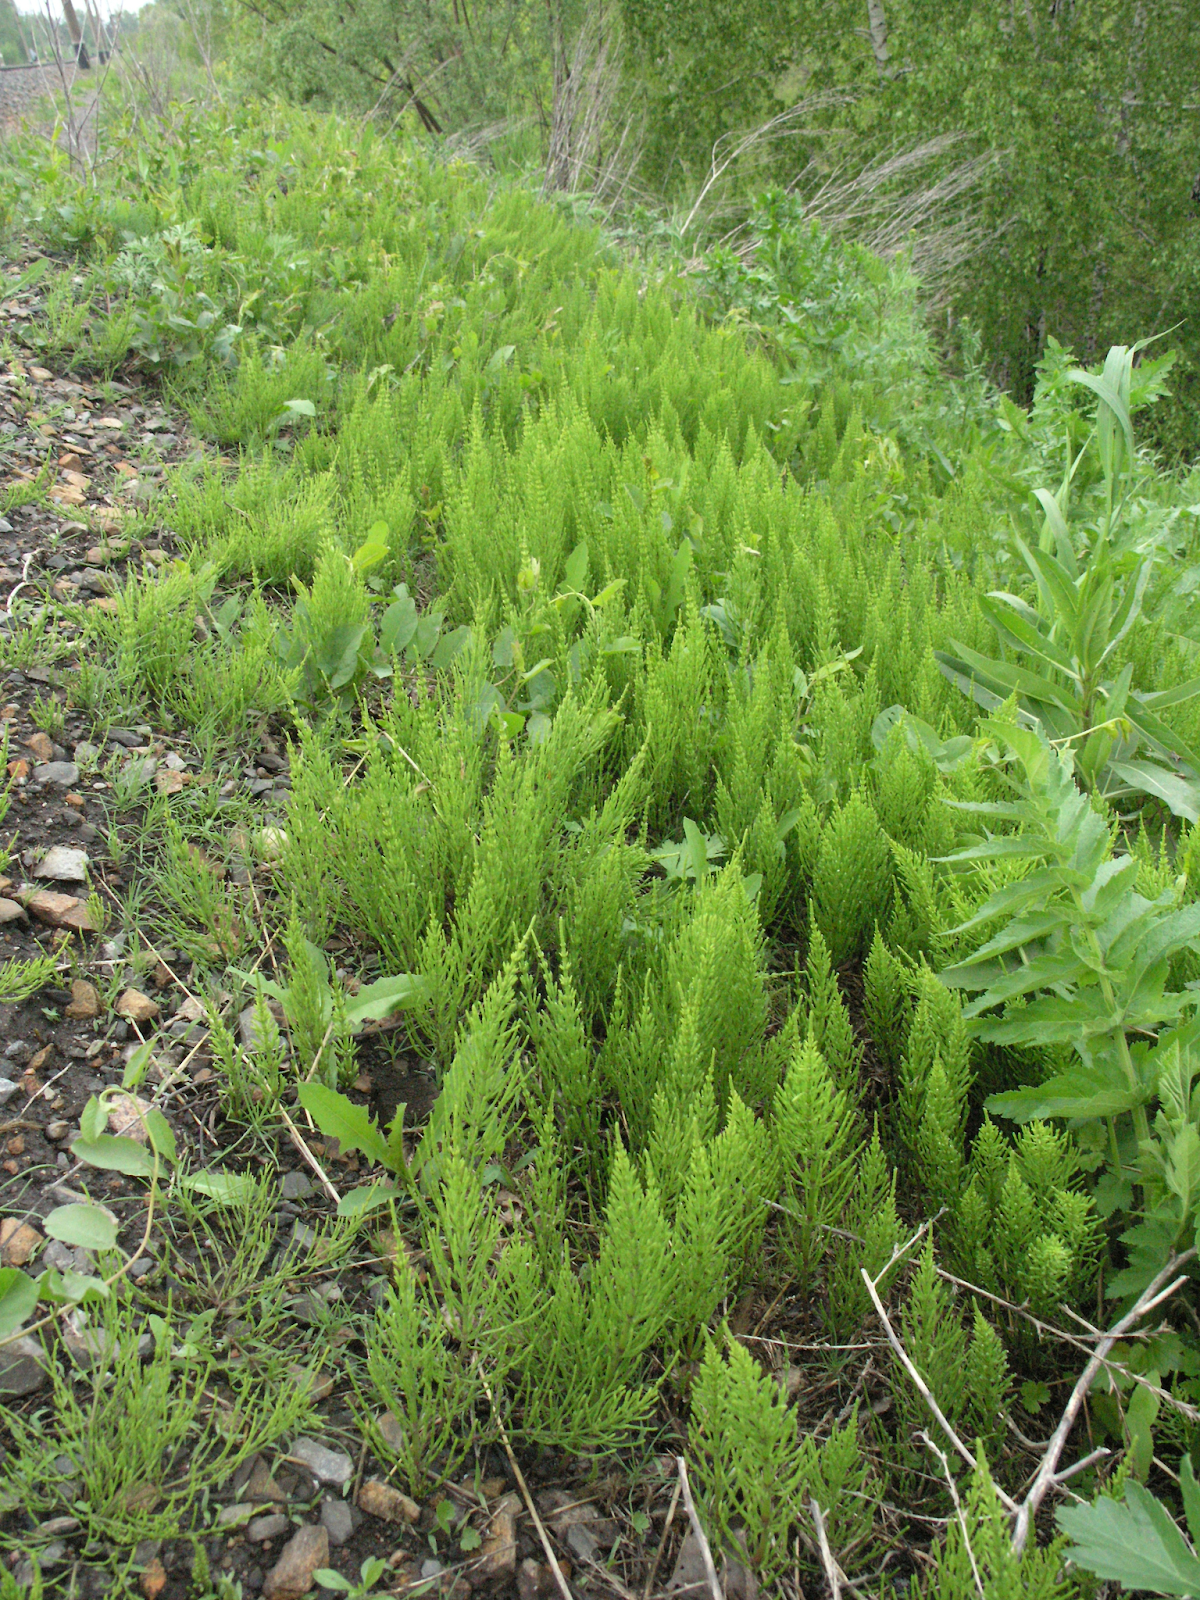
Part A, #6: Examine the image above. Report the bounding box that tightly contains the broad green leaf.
[561,540,589,594]
[0,1267,39,1341]
[336,1182,402,1218]
[351,535,389,575]
[282,398,317,418]
[486,344,515,372]
[142,1108,177,1164]
[1108,760,1200,824]
[986,1064,1144,1123]
[121,1041,155,1091]
[1181,1457,1200,1548]
[71,1135,156,1177]
[297,1082,390,1170]
[345,973,431,1028]
[379,591,419,655]
[79,1095,106,1143]
[1057,1482,1200,1596]
[430,625,472,670]
[182,1172,258,1206]
[44,1203,119,1251]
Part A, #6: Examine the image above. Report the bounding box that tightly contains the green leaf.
[282,398,317,418]
[1020,1379,1051,1414]
[313,1571,353,1592]
[296,1082,391,1170]
[121,1041,155,1091]
[44,1203,119,1251]
[1057,1482,1200,1596]
[0,1267,39,1341]
[71,1135,156,1177]
[986,1063,1146,1123]
[486,344,515,372]
[79,1095,106,1143]
[182,1172,258,1206]
[430,625,472,670]
[336,1181,402,1218]
[142,1108,177,1164]
[1108,760,1200,823]
[379,590,419,656]
[561,540,589,594]
[344,973,431,1029]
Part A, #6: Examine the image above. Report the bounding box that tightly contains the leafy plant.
[937,344,1200,821]
[941,717,1200,1294]
[1057,1457,1200,1597]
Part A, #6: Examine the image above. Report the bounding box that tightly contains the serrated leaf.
[0,1267,39,1341]
[985,1062,1144,1123]
[71,1135,156,1177]
[1057,1482,1200,1596]
[297,1082,390,1170]
[345,973,430,1029]
[44,1204,119,1251]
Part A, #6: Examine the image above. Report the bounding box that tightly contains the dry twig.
[675,1458,724,1600]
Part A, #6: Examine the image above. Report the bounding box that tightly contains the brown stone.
[357,1478,420,1527]
[475,1493,520,1583]
[107,1093,153,1141]
[65,979,101,1020]
[25,890,95,933]
[0,898,26,925]
[0,1217,42,1265]
[245,1457,288,1504]
[140,1558,167,1600]
[116,989,159,1024]
[25,732,54,762]
[262,1523,329,1600]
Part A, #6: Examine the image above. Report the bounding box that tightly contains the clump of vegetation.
[0,79,1199,1600]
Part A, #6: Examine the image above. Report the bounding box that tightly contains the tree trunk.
[60,0,89,66]
[865,0,891,77]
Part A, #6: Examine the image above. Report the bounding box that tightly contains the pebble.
[65,979,101,1020]
[288,1437,354,1488]
[73,742,99,765]
[116,989,160,1024]
[477,1494,520,1581]
[262,1524,329,1600]
[0,898,25,924]
[0,1077,17,1107]
[280,1170,313,1201]
[248,1512,291,1543]
[24,889,95,932]
[245,1458,288,1503]
[45,1120,70,1141]
[34,761,80,788]
[356,1478,420,1526]
[0,1335,48,1396]
[319,1498,356,1546]
[35,845,89,881]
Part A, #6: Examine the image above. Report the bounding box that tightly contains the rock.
[140,1558,168,1600]
[377,1412,406,1453]
[106,1093,153,1140]
[421,1562,444,1582]
[288,1438,353,1488]
[565,1523,598,1565]
[0,898,26,924]
[239,1000,286,1050]
[65,979,101,1019]
[35,845,89,882]
[0,1218,43,1265]
[476,1494,520,1583]
[517,1560,543,1600]
[356,1478,420,1526]
[34,762,80,788]
[262,1524,329,1600]
[248,1513,291,1543]
[281,1170,314,1201]
[319,1498,356,1546]
[245,1458,288,1504]
[116,990,160,1024]
[73,742,100,766]
[0,1078,18,1106]
[45,1120,70,1141]
[669,1532,757,1600]
[25,731,54,762]
[25,890,95,932]
[42,1239,76,1272]
[0,1334,47,1396]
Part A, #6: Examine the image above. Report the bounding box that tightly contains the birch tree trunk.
[865,0,891,77]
